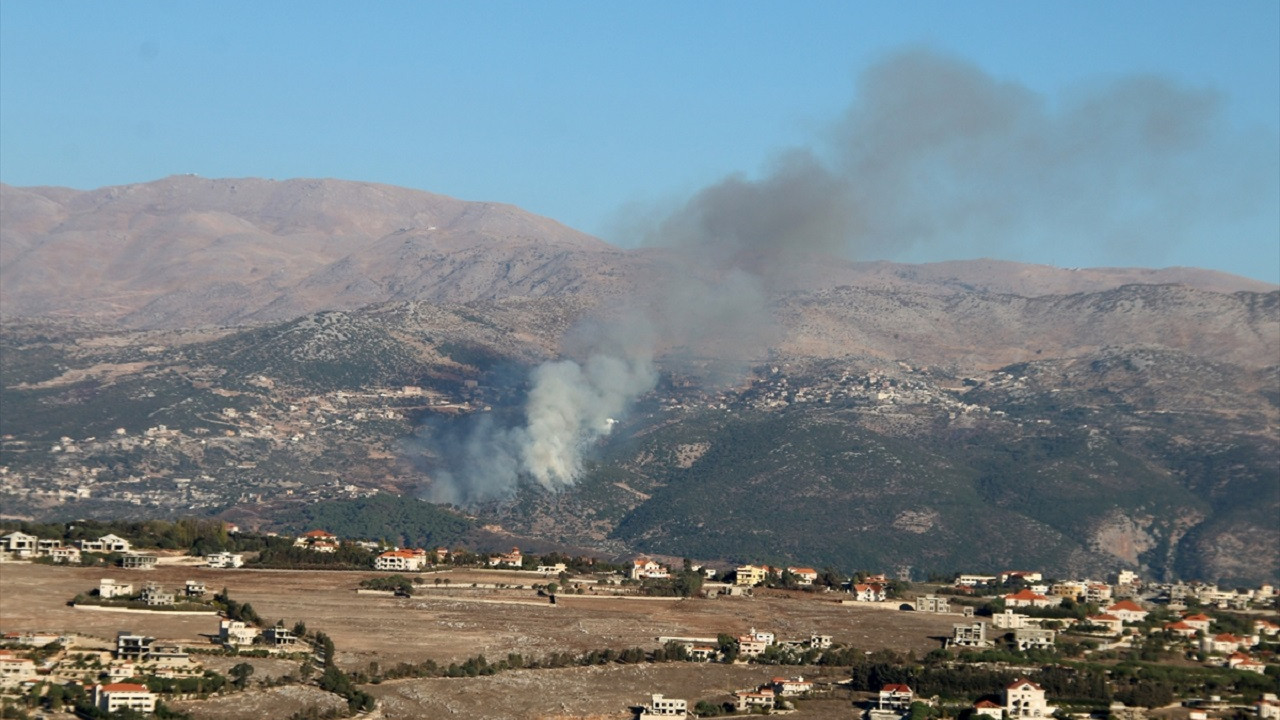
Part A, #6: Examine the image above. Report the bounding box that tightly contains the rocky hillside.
[1,176,1276,584]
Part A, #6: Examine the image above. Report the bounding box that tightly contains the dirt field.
[170,684,346,720]
[368,663,860,720]
[1,562,959,718]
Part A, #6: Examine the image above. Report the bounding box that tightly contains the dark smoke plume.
[419,49,1277,505]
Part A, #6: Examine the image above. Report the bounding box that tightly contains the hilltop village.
[0,362,996,520]
[0,523,1277,719]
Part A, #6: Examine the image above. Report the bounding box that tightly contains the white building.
[1005,678,1055,718]
[851,583,886,602]
[206,551,244,568]
[48,546,81,563]
[100,578,134,599]
[1105,600,1149,623]
[374,549,427,571]
[879,683,914,710]
[1254,694,1280,720]
[631,557,670,580]
[991,610,1030,629]
[949,622,991,648]
[219,619,259,647]
[639,693,688,717]
[771,676,814,696]
[734,688,776,711]
[80,534,132,553]
[1013,628,1056,651]
[140,583,175,606]
[0,651,38,688]
[1,531,37,557]
[915,595,951,613]
[93,683,157,714]
[119,553,158,569]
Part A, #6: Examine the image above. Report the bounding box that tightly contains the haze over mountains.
[1,176,1276,584]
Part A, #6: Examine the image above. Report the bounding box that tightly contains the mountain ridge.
[2,176,1274,329]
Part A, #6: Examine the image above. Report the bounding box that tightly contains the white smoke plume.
[420,317,656,506]
[521,347,656,490]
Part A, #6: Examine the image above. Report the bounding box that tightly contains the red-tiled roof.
[303,530,335,538]
[1006,678,1043,690]
[100,683,149,692]
[1090,614,1120,621]
[1006,589,1047,600]
[882,683,913,693]
[378,550,417,558]
[975,700,1002,708]
[1107,600,1145,612]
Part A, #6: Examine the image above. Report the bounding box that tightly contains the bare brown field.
[0,564,958,668]
[368,663,859,720]
[1,563,957,718]
[170,684,346,720]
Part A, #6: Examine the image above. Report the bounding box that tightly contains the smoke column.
[420,49,1276,505]
[644,49,1276,268]
[421,316,656,505]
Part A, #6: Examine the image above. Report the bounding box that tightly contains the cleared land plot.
[170,684,346,720]
[369,663,860,720]
[0,563,957,667]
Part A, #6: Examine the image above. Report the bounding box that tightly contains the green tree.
[229,663,255,690]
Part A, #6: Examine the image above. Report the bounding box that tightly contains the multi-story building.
[1013,628,1056,651]
[949,622,991,648]
[116,631,155,661]
[100,578,134,599]
[734,565,770,587]
[1005,678,1055,718]
[263,625,298,647]
[93,683,157,714]
[139,583,175,606]
[0,531,37,558]
[219,619,259,647]
[375,549,427,572]
[916,595,950,613]
[639,693,688,717]
[205,551,244,568]
[119,553,158,570]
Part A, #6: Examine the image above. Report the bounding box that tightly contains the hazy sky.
[2,2,1277,281]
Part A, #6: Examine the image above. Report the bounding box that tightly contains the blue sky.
[2,2,1277,281]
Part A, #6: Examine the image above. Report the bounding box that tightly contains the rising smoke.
[419,49,1277,505]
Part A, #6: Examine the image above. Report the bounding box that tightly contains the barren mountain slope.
[2,177,1274,329]
[0,177,645,326]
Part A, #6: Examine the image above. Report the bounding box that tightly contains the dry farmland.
[0,561,961,719]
